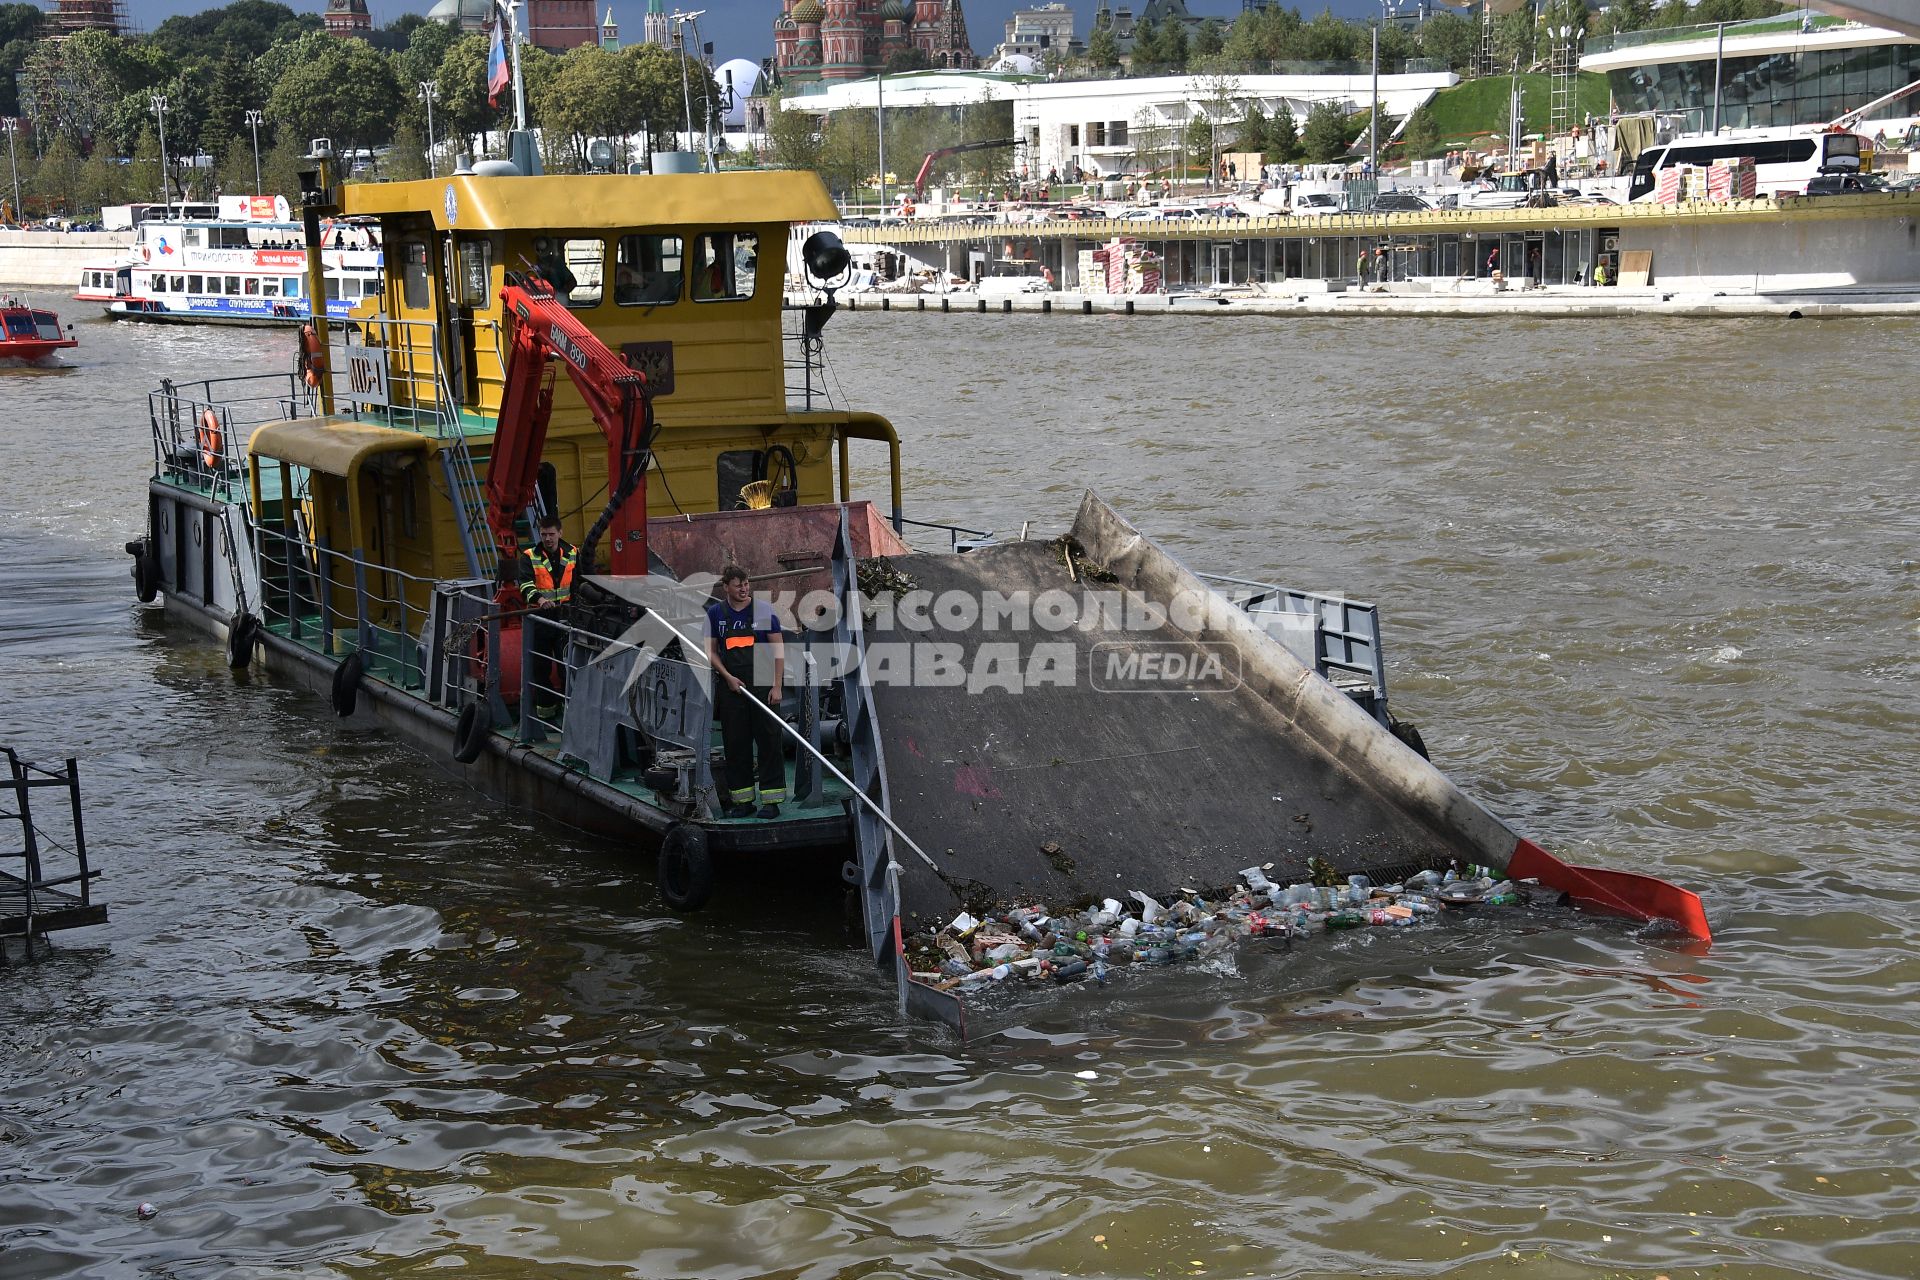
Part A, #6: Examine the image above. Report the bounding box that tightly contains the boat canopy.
[342,172,839,232]
[249,416,431,478]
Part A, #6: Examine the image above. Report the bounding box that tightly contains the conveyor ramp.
[833,494,1526,1030]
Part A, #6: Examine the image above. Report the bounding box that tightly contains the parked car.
[1365,191,1433,213]
[1802,172,1890,196]
[1291,192,1342,216]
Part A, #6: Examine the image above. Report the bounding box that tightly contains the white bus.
[1627,127,1867,201]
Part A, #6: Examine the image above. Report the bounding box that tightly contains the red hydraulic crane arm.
[487,275,655,593]
[913,138,1021,198]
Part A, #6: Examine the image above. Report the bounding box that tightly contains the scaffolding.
[1548,22,1583,152]
[47,0,129,37]
[1477,1,1495,79]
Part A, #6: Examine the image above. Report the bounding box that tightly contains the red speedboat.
[0,297,78,361]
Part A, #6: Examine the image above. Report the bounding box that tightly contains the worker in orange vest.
[518,514,577,716]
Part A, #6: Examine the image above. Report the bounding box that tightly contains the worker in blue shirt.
[704,564,786,818]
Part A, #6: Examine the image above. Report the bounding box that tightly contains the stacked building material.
[1078,248,1101,293]
[1706,157,1757,200]
[1656,166,1687,204]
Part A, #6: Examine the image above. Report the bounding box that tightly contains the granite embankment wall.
[0,230,133,288]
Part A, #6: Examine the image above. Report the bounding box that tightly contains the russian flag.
[487,3,511,107]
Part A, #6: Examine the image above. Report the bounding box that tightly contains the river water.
[1,293,1916,1278]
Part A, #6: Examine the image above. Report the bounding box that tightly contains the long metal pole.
[152,96,171,216]
[1712,22,1724,133]
[1370,21,1379,180]
[877,72,887,214]
[4,122,19,223]
[508,0,528,132]
[246,109,262,193]
[677,17,694,149]
[420,82,438,177]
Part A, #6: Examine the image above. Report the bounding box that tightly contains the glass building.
[1585,19,1920,134]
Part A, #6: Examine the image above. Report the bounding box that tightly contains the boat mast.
[508,0,529,133]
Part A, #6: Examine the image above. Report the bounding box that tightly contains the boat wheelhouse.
[0,296,77,362]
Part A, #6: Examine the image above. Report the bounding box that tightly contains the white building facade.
[1013,70,1455,179]
[777,69,1456,180]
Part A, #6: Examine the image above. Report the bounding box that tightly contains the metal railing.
[325,315,463,437]
[2,749,100,942]
[148,372,313,501]
[255,523,433,692]
[1199,571,1391,723]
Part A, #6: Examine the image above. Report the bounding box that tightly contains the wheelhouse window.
[614,233,682,305]
[691,232,758,302]
[533,236,601,307]
[402,240,430,310]
[455,238,493,307]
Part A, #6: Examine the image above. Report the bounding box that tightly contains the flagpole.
[507,0,528,132]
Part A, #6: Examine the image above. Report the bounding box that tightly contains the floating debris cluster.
[906,863,1529,992]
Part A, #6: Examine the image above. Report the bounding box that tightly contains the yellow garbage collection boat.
[124,148,1709,1031]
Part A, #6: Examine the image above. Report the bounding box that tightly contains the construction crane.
[486,272,657,602]
[912,138,1020,199]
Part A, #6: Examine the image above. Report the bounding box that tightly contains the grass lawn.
[1419,72,1612,150]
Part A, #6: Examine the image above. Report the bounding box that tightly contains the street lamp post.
[244,109,264,193]
[418,81,439,177]
[2,119,20,225]
[669,10,706,163]
[151,94,171,215]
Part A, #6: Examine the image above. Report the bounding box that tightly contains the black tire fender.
[330,652,363,717]
[657,823,715,912]
[226,613,260,670]
[131,545,159,603]
[452,701,490,764]
[1390,717,1430,761]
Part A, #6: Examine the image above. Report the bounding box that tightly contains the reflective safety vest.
[522,540,576,605]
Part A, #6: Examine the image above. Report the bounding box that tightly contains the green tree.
[385,120,429,182]
[1299,10,1363,62]
[34,132,80,213]
[1301,100,1350,163]
[1402,103,1441,158]
[532,43,643,171]
[764,94,822,172]
[0,1,47,117]
[1193,19,1225,59]
[22,29,136,153]
[215,133,257,195]
[1417,11,1479,72]
[1236,102,1269,155]
[1269,104,1300,163]
[1493,8,1537,68]
[1087,24,1120,69]
[75,144,124,213]
[150,1,317,66]
[817,110,875,198]
[266,32,402,171]
[1602,0,1654,32]
[1130,19,1159,68]
[258,131,307,201]
[432,32,498,158]
[885,47,932,73]
[1651,0,1695,25]
[1160,21,1190,71]
[129,124,161,204]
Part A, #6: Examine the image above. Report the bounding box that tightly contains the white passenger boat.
[75,196,381,326]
